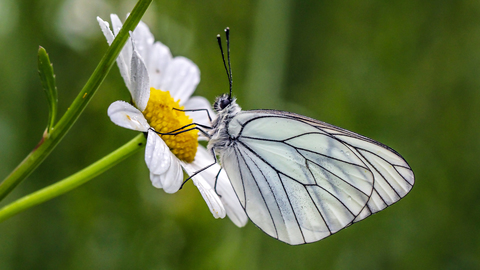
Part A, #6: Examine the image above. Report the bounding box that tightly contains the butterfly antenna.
[217,34,230,94]
[225,27,233,99]
[217,28,233,99]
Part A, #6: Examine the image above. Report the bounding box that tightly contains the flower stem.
[0,134,146,223]
[0,0,152,202]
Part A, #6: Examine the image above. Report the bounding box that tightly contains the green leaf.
[37,46,58,133]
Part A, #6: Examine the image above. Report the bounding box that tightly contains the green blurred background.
[1,0,479,269]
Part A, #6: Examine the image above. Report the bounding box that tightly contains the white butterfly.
[183,28,414,245]
[208,97,414,245]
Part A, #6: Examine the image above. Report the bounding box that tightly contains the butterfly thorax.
[208,96,242,154]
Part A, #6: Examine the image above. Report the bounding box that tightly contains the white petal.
[145,130,183,193]
[116,40,133,92]
[195,146,247,226]
[97,17,114,45]
[110,14,123,36]
[193,175,226,219]
[103,14,132,91]
[159,57,200,103]
[160,154,183,194]
[145,130,171,175]
[110,14,132,63]
[130,49,150,111]
[131,21,154,67]
[107,101,149,132]
[148,41,172,90]
[183,96,215,127]
[150,172,162,189]
[182,146,246,225]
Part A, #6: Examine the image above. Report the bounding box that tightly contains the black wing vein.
[235,145,281,239]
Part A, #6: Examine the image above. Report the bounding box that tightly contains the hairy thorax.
[207,98,242,155]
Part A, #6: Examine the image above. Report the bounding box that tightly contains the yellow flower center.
[142,88,198,163]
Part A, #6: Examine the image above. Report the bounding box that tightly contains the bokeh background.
[1,0,479,269]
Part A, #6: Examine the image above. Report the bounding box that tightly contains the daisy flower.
[97,14,247,227]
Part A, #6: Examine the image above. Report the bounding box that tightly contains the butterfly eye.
[214,94,232,112]
[219,97,231,109]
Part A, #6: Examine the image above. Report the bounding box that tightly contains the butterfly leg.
[213,167,223,198]
[151,126,211,139]
[173,108,213,122]
[179,149,218,189]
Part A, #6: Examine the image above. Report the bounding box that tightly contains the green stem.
[0,0,152,202]
[0,134,145,223]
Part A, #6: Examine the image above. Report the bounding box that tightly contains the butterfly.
[188,28,414,245]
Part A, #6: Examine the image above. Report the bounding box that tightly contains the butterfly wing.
[219,110,414,245]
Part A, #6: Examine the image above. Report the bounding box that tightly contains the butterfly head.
[213,93,233,112]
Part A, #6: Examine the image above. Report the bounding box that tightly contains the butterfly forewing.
[220,110,414,245]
